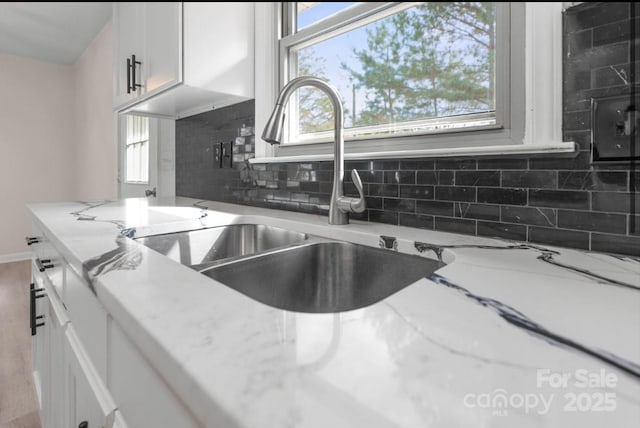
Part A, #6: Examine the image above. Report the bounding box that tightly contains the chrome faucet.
[261,76,365,225]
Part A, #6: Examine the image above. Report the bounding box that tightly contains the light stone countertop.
[28,197,640,428]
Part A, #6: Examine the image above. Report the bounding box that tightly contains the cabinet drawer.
[108,320,201,428]
[65,325,116,428]
[65,269,108,381]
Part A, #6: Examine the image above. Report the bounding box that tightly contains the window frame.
[252,2,574,163]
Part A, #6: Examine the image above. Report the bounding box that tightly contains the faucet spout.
[261,76,365,225]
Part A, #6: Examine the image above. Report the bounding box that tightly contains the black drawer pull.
[25,236,42,246]
[35,258,54,272]
[30,283,46,336]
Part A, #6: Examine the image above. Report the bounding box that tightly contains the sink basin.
[135,224,308,266]
[201,241,442,313]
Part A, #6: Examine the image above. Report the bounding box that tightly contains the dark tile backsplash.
[176,2,639,256]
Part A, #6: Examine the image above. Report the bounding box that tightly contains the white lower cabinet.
[65,325,116,428]
[31,259,116,428]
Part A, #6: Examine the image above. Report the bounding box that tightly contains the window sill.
[248,141,577,164]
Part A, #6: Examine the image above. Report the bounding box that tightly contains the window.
[252,3,574,162]
[124,115,149,183]
[282,2,499,145]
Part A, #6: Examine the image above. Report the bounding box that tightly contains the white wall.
[0,54,76,258]
[73,21,116,201]
[0,20,117,259]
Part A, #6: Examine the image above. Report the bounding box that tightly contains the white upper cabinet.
[113,2,254,119]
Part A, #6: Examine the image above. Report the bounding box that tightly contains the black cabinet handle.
[35,258,54,272]
[25,236,42,246]
[126,57,131,94]
[79,421,88,428]
[126,55,141,94]
[30,283,46,336]
[131,54,141,92]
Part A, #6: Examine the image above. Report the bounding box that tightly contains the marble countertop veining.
[27,197,640,428]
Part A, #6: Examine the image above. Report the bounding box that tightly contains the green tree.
[344,2,496,126]
[296,48,335,134]
[342,14,410,126]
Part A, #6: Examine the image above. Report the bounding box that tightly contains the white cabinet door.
[143,2,181,94]
[32,264,70,428]
[31,269,49,425]
[113,2,145,107]
[65,326,116,428]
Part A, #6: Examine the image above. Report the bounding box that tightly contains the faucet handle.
[350,169,366,213]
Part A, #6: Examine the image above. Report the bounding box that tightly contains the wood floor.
[0,261,41,428]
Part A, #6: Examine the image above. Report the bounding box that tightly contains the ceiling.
[0,2,111,65]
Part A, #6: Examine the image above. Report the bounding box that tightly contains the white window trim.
[252,2,575,163]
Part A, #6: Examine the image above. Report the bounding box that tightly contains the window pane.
[290,2,497,142]
[125,115,149,183]
[297,2,358,31]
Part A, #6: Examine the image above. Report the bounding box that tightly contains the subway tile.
[290,192,309,203]
[528,226,590,250]
[592,63,633,88]
[399,213,434,230]
[567,29,593,55]
[345,161,370,170]
[434,217,476,235]
[502,171,557,189]
[384,170,415,184]
[435,186,476,202]
[370,160,400,170]
[349,210,368,221]
[630,215,640,235]
[319,182,332,193]
[454,203,500,221]
[592,192,640,213]
[438,171,455,186]
[477,158,528,170]
[436,159,477,170]
[357,170,384,183]
[477,188,527,205]
[416,200,454,217]
[591,233,640,256]
[565,3,629,33]
[501,206,557,227]
[299,181,320,193]
[455,171,501,187]
[558,171,628,191]
[593,18,637,47]
[369,210,398,225]
[384,198,416,213]
[368,183,399,198]
[316,171,333,182]
[557,210,627,234]
[365,197,383,210]
[400,185,434,200]
[586,41,630,69]
[529,189,590,209]
[477,221,527,241]
[565,70,591,93]
[563,110,591,131]
[416,171,438,185]
[400,159,434,170]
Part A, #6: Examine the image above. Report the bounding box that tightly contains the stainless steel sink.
[200,241,442,313]
[135,224,308,266]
